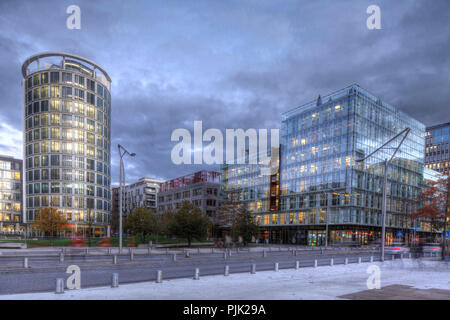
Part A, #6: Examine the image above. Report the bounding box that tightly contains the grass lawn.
[0,235,209,248]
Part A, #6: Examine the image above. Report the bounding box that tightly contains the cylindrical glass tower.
[22,52,112,237]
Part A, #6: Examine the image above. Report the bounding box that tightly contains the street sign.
[442,231,450,237]
[396,230,403,237]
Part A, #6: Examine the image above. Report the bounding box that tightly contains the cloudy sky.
[0,0,449,185]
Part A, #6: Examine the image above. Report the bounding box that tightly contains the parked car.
[384,242,410,255]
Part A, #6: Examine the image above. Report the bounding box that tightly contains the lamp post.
[355,128,410,262]
[118,144,136,254]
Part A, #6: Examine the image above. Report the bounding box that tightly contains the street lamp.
[118,144,136,253]
[355,128,410,262]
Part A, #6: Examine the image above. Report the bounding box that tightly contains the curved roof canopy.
[21,52,111,83]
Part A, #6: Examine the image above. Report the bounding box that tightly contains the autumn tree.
[231,207,259,246]
[413,176,450,260]
[124,207,158,244]
[169,201,210,247]
[32,207,68,244]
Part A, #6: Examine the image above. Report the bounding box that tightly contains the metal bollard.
[228,250,232,257]
[173,253,177,262]
[23,257,29,269]
[108,248,111,255]
[55,278,64,294]
[400,253,403,260]
[330,258,334,266]
[274,262,279,272]
[113,255,117,264]
[294,250,298,256]
[85,248,89,256]
[251,264,256,274]
[111,273,119,288]
[224,265,229,276]
[370,256,374,263]
[130,250,134,261]
[59,253,64,263]
[314,259,318,268]
[148,248,151,255]
[185,251,190,258]
[409,252,412,259]
[295,261,300,270]
[211,248,214,253]
[392,255,395,261]
[156,270,162,283]
[345,257,348,265]
[197,248,200,254]
[166,248,169,254]
[321,248,324,255]
[193,268,200,280]
[358,257,362,264]
[223,251,227,260]
[263,250,267,258]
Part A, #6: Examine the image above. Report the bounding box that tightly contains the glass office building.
[222,84,434,245]
[21,52,112,237]
[273,84,428,245]
[0,156,23,235]
[425,122,450,176]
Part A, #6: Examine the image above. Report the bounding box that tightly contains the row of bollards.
[53,253,398,294]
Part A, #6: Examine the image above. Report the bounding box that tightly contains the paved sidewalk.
[0,259,448,300]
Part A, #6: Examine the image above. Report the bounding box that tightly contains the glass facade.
[0,157,23,234]
[425,122,450,175]
[22,53,112,237]
[222,84,433,245]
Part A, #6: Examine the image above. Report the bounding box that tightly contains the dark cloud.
[0,0,449,185]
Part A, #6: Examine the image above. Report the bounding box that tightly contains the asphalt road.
[0,248,392,295]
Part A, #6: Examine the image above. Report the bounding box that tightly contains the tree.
[159,210,176,237]
[124,207,158,244]
[231,207,259,246]
[413,176,450,260]
[32,207,68,244]
[169,201,209,247]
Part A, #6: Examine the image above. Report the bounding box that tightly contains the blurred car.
[71,237,86,247]
[420,243,447,254]
[384,242,410,255]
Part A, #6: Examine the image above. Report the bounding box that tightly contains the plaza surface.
[0,259,448,300]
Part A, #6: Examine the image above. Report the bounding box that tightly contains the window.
[33,102,40,113]
[50,72,59,83]
[50,113,60,125]
[62,72,72,83]
[50,86,60,98]
[51,168,60,180]
[50,100,61,111]
[50,155,60,166]
[61,86,72,98]
[50,127,59,139]
[41,100,49,112]
[40,86,48,98]
[87,119,95,131]
[40,72,48,84]
[62,155,72,167]
[62,114,72,126]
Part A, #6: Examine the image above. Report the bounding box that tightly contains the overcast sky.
[0,0,449,185]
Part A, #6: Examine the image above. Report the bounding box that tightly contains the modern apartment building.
[222,84,433,246]
[0,156,23,235]
[157,170,221,220]
[22,52,112,237]
[111,177,163,233]
[425,122,450,176]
